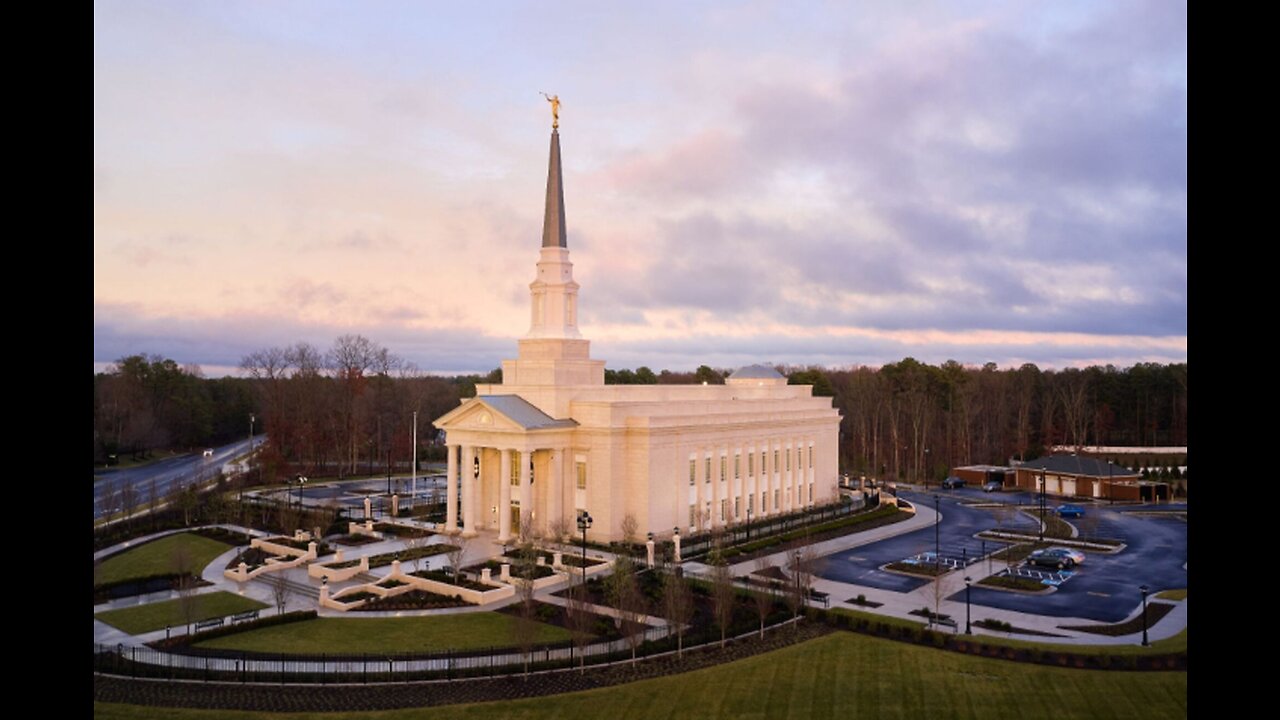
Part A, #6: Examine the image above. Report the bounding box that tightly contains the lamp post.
[964,576,972,634]
[577,511,593,589]
[296,476,307,508]
[924,447,930,489]
[411,411,418,510]
[794,549,803,613]
[249,413,255,450]
[934,494,941,575]
[1039,470,1046,543]
[746,503,753,543]
[1139,584,1150,646]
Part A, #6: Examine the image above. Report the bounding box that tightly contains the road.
[92,437,257,519]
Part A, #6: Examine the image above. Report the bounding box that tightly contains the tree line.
[95,340,1186,484]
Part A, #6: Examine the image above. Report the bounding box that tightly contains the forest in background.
[93,336,1186,483]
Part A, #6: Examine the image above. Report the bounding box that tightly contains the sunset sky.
[94,1,1187,377]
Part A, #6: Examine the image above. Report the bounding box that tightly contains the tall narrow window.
[705,457,711,483]
[510,452,520,486]
[576,461,587,490]
[748,452,754,476]
[734,497,741,519]
[774,449,779,470]
[720,499,727,522]
[689,504,696,527]
[720,456,726,482]
[809,445,814,468]
[786,448,791,472]
[689,459,696,486]
[734,454,741,479]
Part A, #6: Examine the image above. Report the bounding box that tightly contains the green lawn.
[95,533,234,586]
[1156,589,1187,601]
[94,630,1186,719]
[95,592,267,635]
[827,608,1186,657]
[194,613,572,655]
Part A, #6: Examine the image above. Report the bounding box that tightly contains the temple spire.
[541,129,567,248]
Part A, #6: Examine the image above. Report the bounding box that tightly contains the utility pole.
[411,411,418,510]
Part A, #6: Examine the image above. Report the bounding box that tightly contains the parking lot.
[815,490,1038,593]
[815,487,1188,624]
[958,504,1187,622]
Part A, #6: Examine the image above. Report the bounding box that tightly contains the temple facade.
[433,123,841,544]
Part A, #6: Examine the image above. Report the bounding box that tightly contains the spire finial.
[540,92,560,129]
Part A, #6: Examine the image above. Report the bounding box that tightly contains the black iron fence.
[677,500,862,559]
[93,616,800,684]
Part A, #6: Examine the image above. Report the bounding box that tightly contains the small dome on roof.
[729,364,784,380]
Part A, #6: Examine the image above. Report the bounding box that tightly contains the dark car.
[941,476,965,489]
[982,480,1002,493]
[1056,504,1085,518]
[1026,547,1085,569]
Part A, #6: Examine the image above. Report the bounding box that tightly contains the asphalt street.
[92,438,255,519]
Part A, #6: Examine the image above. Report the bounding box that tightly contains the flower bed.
[335,591,379,604]
[325,559,362,570]
[367,544,458,569]
[465,559,556,580]
[408,569,493,592]
[373,523,433,539]
[332,534,380,546]
[559,553,608,568]
[378,578,407,589]
[350,589,473,612]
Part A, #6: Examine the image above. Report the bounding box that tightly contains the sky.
[94,0,1187,377]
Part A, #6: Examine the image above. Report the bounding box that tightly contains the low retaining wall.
[308,552,370,583]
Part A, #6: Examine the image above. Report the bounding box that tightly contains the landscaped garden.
[95,591,268,635]
[351,589,473,612]
[368,544,458,569]
[191,613,573,655]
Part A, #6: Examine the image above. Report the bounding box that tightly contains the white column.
[519,449,533,535]
[445,444,458,533]
[550,448,563,534]
[762,439,772,517]
[747,442,756,519]
[499,449,512,543]
[778,438,788,509]
[710,445,721,529]
[694,448,705,531]
[807,437,816,506]
[461,445,477,537]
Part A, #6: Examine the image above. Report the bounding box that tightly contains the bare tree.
[268,571,292,616]
[512,553,539,678]
[751,555,776,639]
[100,477,119,521]
[445,536,470,584]
[404,534,427,573]
[708,546,735,648]
[661,568,694,660]
[146,477,161,529]
[172,544,199,635]
[119,482,139,523]
[548,516,571,546]
[564,580,595,674]
[620,513,640,547]
[606,555,647,664]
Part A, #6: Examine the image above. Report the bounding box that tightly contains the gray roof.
[1017,455,1139,478]
[478,395,577,430]
[729,364,784,380]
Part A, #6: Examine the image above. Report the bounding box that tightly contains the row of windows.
[688,445,816,486]
[504,453,589,491]
[687,483,815,525]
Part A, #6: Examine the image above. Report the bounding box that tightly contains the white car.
[202,448,214,458]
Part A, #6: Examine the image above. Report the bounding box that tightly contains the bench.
[195,617,225,631]
[231,610,260,623]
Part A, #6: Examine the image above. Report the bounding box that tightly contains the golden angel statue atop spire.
[540,92,561,129]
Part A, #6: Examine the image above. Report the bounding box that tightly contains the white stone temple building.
[434,123,841,544]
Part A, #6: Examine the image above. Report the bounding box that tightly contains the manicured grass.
[194,613,572,655]
[1156,589,1187,601]
[94,631,1186,719]
[95,533,235,587]
[95,592,267,635]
